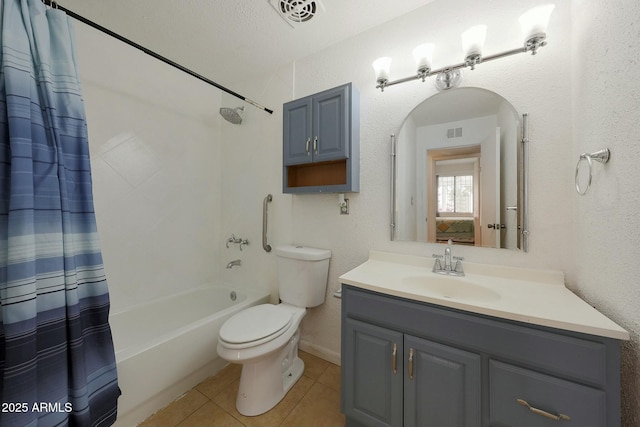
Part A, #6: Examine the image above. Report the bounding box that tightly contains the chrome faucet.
[432,239,464,276]
[226,234,249,250]
[226,259,241,269]
[444,245,452,271]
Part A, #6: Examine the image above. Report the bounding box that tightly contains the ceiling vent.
[447,127,463,138]
[269,0,325,27]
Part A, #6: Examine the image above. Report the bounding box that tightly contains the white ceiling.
[61,0,435,88]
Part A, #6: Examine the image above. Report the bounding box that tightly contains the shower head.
[219,106,244,125]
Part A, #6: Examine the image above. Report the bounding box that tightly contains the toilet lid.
[219,304,293,345]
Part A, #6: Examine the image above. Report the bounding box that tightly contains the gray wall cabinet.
[341,285,622,427]
[283,83,359,193]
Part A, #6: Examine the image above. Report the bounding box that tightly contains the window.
[437,175,473,215]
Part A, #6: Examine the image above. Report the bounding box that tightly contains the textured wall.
[71,0,640,421]
[75,24,224,312]
[571,1,640,424]
[217,69,296,302]
[289,0,574,364]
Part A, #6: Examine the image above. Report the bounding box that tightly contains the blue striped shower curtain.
[0,0,120,426]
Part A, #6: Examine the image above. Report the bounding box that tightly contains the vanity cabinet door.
[404,336,481,427]
[489,360,606,427]
[342,318,403,427]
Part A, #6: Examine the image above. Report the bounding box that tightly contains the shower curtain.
[0,1,120,426]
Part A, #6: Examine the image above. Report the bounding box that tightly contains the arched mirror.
[391,87,527,250]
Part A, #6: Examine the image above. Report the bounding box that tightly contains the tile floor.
[139,351,345,427]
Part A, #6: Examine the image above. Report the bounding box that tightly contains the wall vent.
[447,127,463,138]
[269,0,325,27]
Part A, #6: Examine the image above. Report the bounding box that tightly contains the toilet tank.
[275,245,331,308]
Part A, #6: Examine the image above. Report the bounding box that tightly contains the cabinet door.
[283,96,312,165]
[312,84,350,162]
[343,318,403,427]
[404,335,481,427]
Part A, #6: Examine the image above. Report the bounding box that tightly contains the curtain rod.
[42,0,274,115]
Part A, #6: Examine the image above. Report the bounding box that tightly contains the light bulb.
[461,25,487,58]
[372,57,392,83]
[518,4,555,42]
[412,43,434,74]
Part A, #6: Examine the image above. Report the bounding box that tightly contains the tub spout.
[226,259,241,269]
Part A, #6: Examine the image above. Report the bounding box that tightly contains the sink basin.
[402,275,501,302]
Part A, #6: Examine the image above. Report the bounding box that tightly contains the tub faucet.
[226,259,241,269]
[226,234,249,250]
[432,239,464,276]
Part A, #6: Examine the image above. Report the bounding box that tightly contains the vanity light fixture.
[372,4,554,91]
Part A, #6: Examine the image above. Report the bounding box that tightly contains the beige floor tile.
[281,382,345,427]
[196,363,242,400]
[213,376,315,427]
[177,401,244,427]
[317,364,341,392]
[139,389,208,427]
[139,355,343,427]
[299,351,330,380]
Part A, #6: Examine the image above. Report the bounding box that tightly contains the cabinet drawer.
[489,360,605,427]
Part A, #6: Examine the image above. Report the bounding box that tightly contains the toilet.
[217,245,331,416]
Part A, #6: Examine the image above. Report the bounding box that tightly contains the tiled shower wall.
[76,23,224,312]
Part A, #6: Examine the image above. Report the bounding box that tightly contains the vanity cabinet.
[342,319,403,427]
[343,317,481,427]
[341,285,621,427]
[283,83,359,193]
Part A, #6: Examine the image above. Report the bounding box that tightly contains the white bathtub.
[109,285,270,427]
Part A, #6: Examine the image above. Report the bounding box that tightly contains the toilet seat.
[219,304,293,349]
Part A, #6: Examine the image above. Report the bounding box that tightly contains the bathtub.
[109,285,270,427]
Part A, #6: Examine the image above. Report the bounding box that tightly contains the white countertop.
[339,251,629,341]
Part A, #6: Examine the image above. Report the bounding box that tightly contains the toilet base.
[282,357,304,396]
[235,332,305,416]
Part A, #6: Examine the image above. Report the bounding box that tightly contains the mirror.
[392,87,523,250]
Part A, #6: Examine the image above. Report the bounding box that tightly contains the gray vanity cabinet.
[341,285,622,427]
[342,318,403,427]
[343,317,481,427]
[283,83,359,193]
[404,336,481,427]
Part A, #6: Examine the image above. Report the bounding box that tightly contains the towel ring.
[575,148,610,195]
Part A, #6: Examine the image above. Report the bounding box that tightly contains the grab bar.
[262,194,272,252]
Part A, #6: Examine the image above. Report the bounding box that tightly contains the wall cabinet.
[341,285,622,427]
[283,83,359,193]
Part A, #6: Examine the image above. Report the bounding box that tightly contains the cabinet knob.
[305,138,311,155]
[313,136,318,155]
